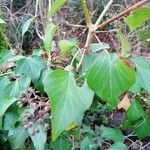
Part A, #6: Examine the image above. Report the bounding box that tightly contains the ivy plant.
[0,0,150,149]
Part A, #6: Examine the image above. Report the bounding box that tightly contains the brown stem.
[77,0,149,71]
[97,0,150,29]
[76,30,93,71]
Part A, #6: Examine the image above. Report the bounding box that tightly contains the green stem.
[81,0,91,26]
[0,29,12,49]
[95,0,114,26]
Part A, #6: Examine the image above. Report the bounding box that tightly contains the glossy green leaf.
[28,124,47,150]
[44,70,94,140]
[22,17,34,36]
[44,23,57,51]
[110,142,128,150]
[8,125,28,150]
[15,56,46,80]
[131,57,150,93]
[124,100,150,139]
[133,118,150,139]
[87,51,135,107]
[117,28,131,56]
[125,7,150,31]
[59,39,77,54]
[122,119,132,130]
[101,127,124,142]
[49,0,68,16]
[127,100,145,123]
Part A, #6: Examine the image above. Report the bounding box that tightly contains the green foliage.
[80,136,92,150]
[44,70,94,140]
[0,22,8,50]
[125,7,150,31]
[22,17,35,37]
[131,57,150,93]
[27,124,47,150]
[15,56,46,80]
[87,51,135,107]
[127,100,146,123]
[90,42,110,53]
[58,39,78,54]
[0,96,17,129]
[117,28,131,56]
[101,127,125,142]
[51,136,72,150]
[0,18,6,24]
[44,23,57,51]
[110,142,128,150]
[0,1,150,150]
[49,0,68,17]
[8,125,28,150]
[4,76,31,97]
[123,100,150,139]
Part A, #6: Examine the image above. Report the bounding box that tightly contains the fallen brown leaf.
[117,93,131,111]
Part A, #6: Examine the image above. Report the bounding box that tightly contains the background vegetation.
[0,0,150,149]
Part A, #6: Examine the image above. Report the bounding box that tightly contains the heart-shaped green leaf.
[87,51,135,107]
[44,70,94,140]
[15,56,46,80]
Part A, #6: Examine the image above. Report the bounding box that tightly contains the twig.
[77,0,149,71]
[70,46,82,67]
[94,33,101,44]
[95,0,114,26]
[77,0,114,71]
[97,0,150,29]
[142,142,150,149]
[76,47,86,71]
[35,0,39,17]
[63,21,87,28]
[34,21,44,40]
[48,0,52,23]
